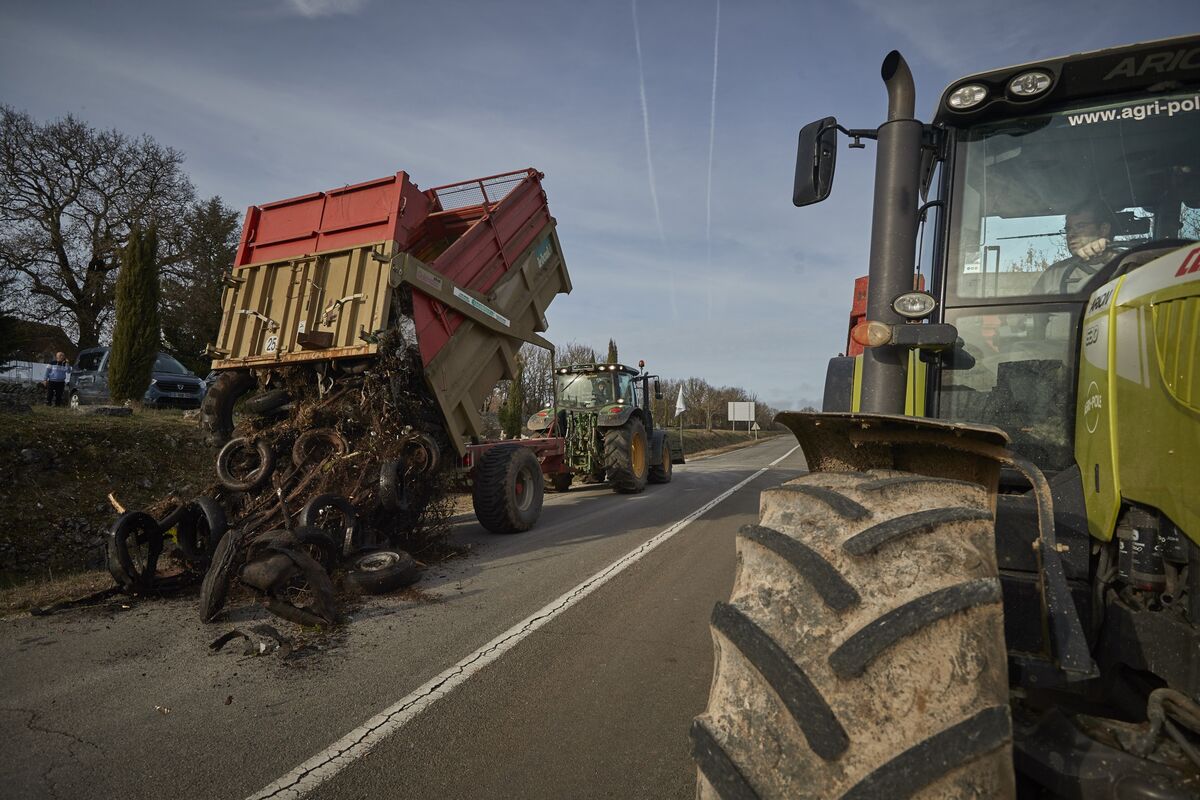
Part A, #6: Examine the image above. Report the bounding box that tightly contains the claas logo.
[1175,247,1200,277]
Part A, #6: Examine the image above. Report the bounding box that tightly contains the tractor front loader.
[692,36,1200,799]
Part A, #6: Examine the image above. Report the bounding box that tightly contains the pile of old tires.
[106,421,436,627]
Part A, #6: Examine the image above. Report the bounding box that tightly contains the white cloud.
[282,0,369,18]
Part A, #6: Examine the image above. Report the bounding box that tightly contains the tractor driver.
[1032,200,1123,295]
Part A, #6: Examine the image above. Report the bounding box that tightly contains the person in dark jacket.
[43,352,71,407]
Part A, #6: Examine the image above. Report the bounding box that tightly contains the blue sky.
[2,0,1196,410]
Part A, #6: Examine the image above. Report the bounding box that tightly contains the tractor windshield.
[946,90,1200,303]
[556,371,616,409]
[938,91,1200,471]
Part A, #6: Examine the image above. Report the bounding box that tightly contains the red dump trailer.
[202,168,572,533]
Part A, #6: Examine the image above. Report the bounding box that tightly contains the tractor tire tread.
[692,471,1014,799]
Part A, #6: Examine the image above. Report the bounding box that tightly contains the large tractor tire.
[199,370,256,447]
[648,432,673,484]
[692,470,1014,799]
[604,418,649,494]
[472,445,544,534]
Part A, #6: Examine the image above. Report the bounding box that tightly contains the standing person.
[43,352,71,407]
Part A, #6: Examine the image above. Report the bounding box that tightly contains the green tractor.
[526,361,682,493]
[692,36,1200,798]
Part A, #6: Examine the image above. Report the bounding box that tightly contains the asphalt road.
[1,436,805,800]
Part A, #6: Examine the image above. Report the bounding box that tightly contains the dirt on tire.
[692,469,1014,799]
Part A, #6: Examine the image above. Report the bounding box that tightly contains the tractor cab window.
[947,91,1200,303]
[940,307,1077,471]
[937,90,1200,472]
[617,373,636,404]
[556,371,616,409]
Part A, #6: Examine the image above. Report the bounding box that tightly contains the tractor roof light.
[1008,70,1052,98]
[892,291,937,319]
[850,320,893,348]
[948,83,988,110]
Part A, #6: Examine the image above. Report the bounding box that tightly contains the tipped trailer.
[201,168,572,534]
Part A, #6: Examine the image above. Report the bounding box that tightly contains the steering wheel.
[1065,238,1198,294]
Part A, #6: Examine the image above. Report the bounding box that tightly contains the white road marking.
[247,444,802,800]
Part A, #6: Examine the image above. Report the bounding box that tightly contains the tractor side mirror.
[654,378,663,400]
[793,117,839,207]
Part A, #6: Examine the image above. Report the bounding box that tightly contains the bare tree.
[682,376,718,430]
[553,340,599,369]
[0,107,195,348]
[519,343,555,413]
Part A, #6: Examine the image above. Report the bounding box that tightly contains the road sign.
[727,401,755,422]
[751,422,760,430]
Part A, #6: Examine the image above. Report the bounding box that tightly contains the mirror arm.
[836,125,878,150]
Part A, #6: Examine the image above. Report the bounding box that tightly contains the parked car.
[69,347,206,409]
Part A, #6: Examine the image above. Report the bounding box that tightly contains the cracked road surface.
[1,437,805,799]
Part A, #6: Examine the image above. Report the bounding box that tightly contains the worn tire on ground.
[472,445,543,534]
[647,433,672,484]
[175,497,228,563]
[691,470,1014,799]
[199,528,240,622]
[107,511,164,592]
[298,493,359,555]
[199,370,256,447]
[216,437,276,493]
[604,418,649,494]
[243,388,291,416]
[343,549,419,594]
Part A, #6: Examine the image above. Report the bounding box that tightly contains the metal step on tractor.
[525,361,684,494]
[691,35,1200,799]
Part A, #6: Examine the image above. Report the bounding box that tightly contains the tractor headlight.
[892,291,937,319]
[1008,70,1052,98]
[948,83,988,110]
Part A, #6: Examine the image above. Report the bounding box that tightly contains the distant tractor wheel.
[605,418,649,494]
[691,470,1014,799]
[550,472,572,493]
[648,434,672,484]
[472,445,544,534]
[199,370,256,447]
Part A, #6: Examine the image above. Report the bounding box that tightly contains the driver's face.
[1065,214,1110,258]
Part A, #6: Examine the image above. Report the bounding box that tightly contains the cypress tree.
[109,225,161,405]
[606,339,618,364]
[499,357,526,439]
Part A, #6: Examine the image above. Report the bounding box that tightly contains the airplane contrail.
[705,0,720,320]
[706,0,720,260]
[632,0,665,243]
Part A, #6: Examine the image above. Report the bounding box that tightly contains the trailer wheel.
[692,470,1014,799]
[549,472,572,493]
[648,434,672,484]
[199,370,256,447]
[605,418,649,494]
[472,445,543,534]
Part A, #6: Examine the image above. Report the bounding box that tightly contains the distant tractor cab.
[527,361,682,493]
[692,35,1200,799]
